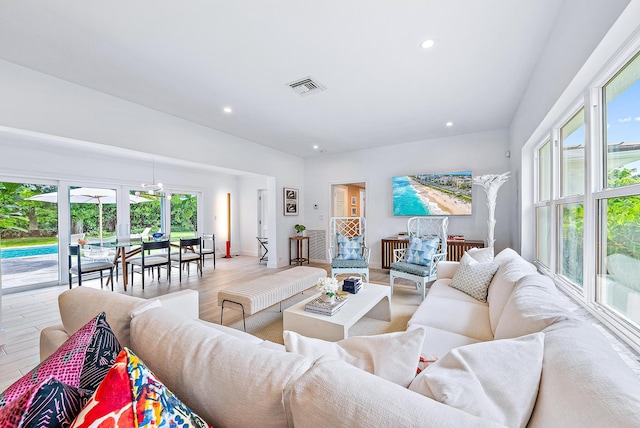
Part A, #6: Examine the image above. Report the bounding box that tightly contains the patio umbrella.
[27,187,152,243]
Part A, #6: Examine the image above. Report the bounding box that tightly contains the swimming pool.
[1,244,59,259]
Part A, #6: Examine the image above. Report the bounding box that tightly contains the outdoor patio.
[1,254,59,290]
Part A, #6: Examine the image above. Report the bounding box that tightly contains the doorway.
[331,182,366,218]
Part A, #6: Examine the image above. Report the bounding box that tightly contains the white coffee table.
[283,283,391,341]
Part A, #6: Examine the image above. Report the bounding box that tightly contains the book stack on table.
[305,296,347,316]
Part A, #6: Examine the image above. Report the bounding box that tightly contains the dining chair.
[170,237,203,282]
[127,239,171,289]
[68,245,114,290]
[201,233,216,268]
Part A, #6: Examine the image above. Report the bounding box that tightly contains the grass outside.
[0,231,197,248]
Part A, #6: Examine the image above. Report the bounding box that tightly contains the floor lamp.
[225,192,232,258]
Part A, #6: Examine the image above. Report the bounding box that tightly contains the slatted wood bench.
[218,266,326,331]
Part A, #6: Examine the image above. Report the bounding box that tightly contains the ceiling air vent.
[288,76,326,97]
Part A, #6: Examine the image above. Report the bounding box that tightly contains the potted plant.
[294,224,306,236]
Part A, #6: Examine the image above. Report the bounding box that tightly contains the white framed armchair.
[389,216,448,300]
[328,217,370,282]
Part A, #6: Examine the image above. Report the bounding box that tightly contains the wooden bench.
[218,266,326,331]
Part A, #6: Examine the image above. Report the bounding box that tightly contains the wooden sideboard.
[381,237,485,269]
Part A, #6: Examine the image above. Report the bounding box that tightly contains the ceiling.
[0,1,564,158]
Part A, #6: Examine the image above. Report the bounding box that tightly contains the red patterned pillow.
[70,347,210,427]
[0,312,121,408]
[0,377,92,428]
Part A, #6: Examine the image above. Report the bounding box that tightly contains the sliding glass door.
[0,182,59,291]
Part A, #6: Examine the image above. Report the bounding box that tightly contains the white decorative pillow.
[406,236,440,266]
[408,333,545,428]
[449,252,499,302]
[467,246,494,263]
[283,328,425,387]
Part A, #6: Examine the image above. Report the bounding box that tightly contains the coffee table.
[283,282,391,341]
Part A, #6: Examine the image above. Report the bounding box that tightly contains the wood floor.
[0,256,398,391]
[2,255,639,392]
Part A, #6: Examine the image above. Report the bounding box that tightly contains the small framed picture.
[350,207,357,216]
[284,187,298,216]
[351,196,357,206]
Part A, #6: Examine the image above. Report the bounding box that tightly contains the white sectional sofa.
[38,248,640,427]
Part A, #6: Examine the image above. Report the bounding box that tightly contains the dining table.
[88,236,196,291]
[87,237,147,291]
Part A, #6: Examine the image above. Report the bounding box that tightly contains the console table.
[289,236,310,265]
[380,237,485,269]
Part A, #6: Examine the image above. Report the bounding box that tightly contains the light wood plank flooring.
[2,256,639,392]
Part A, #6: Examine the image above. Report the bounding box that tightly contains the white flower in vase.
[316,277,339,302]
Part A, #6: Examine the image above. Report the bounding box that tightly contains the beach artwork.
[393,171,472,216]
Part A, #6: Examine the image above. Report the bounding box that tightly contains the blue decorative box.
[343,277,362,294]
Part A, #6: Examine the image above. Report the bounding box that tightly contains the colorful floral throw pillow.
[70,347,210,428]
[0,312,121,408]
[0,377,92,428]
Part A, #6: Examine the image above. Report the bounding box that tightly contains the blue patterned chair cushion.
[391,261,432,277]
[406,236,440,266]
[332,259,369,268]
[335,234,364,260]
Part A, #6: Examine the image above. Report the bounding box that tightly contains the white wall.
[0,60,307,267]
[509,0,634,259]
[304,129,511,267]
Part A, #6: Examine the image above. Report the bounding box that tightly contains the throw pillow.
[0,378,92,428]
[467,246,494,263]
[283,328,425,387]
[406,236,440,266]
[408,333,545,428]
[449,252,499,302]
[0,312,121,408]
[70,347,211,428]
[335,234,364,260]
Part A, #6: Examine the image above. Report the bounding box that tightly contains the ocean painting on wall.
[393,171,472,216]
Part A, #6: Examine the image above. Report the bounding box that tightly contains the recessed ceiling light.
[446,121,453,127]
[223,106,233,113]
[313,145,319,149]
[421,39,435,49]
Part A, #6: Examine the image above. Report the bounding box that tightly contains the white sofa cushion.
[58,287,148,349]
[409,333,545,428]
[494,274,570,340]
[408,294,493,341]
[467,246,494,262]
[529,320,640,427]
[487,256,537,334]
[288,356,505,428]
[449,253,499,302]
[131,307,314,427]
[283,328,425,387]
[408,324,483,357]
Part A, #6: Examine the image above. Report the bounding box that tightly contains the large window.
[559,203,584,287]
[596,51,640,330]
[535,206,551,268]
[170,193,198,238]
[561,109,585,197]
[533,46,640,348]
[604,51,640,189]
